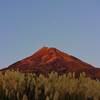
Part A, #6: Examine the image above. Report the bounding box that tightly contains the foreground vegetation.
[0,71,100,100]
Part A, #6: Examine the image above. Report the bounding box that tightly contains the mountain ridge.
[1,47,100,78]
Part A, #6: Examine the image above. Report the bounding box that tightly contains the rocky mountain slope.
[1,47,100,78]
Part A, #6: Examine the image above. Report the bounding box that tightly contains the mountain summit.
[2,47,100,78]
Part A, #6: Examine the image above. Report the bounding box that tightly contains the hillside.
[1,47,100,78]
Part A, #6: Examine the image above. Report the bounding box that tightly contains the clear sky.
[0,0,100,68]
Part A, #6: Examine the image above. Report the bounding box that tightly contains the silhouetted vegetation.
[0,71,100,100]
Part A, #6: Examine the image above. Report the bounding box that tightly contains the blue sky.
[0,0,100,68]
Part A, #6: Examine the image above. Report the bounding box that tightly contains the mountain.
[1,47,100,78]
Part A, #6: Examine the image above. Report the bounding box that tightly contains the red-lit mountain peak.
[1,47,100,78]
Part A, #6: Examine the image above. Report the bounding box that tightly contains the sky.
[0,0,100,68]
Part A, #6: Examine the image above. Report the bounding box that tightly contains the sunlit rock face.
[1,47,100,78]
